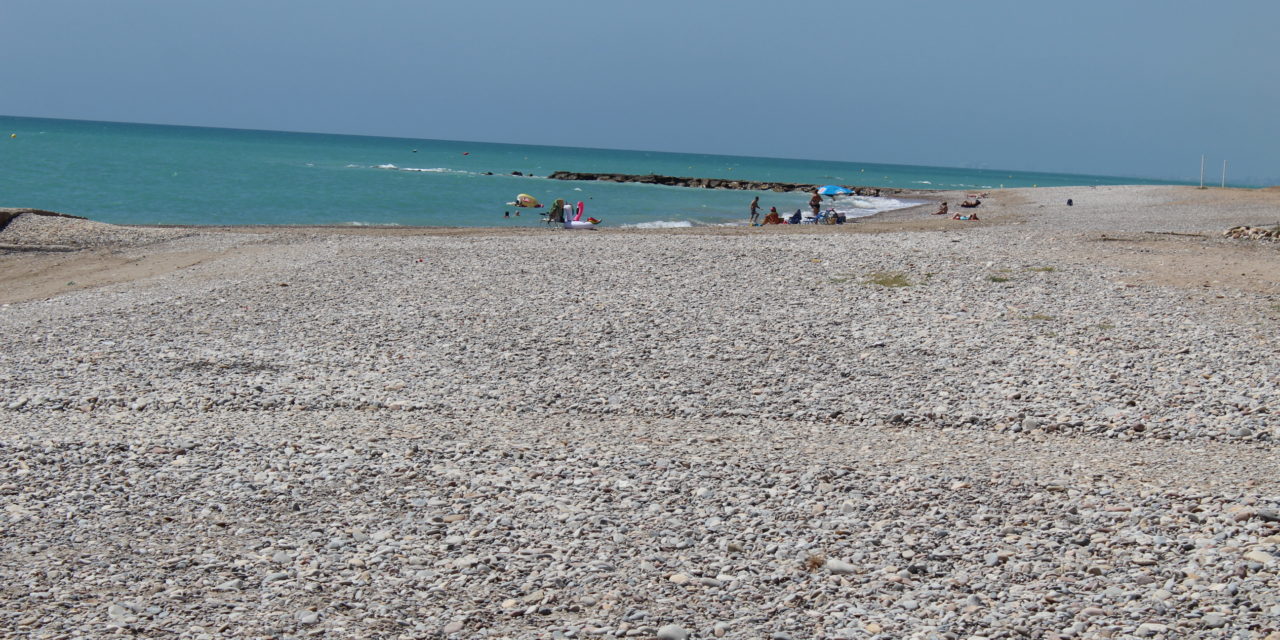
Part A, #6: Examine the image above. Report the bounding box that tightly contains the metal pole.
[1200,155,1205,188]
[1221,160,1227,188]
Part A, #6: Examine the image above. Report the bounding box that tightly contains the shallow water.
[1,116,1185,227]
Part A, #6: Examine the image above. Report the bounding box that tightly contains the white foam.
[372,164,475,175]
[823,195,924,218]
[621,220,695,229]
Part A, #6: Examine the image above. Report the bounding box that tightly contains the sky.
[3,0,1277,185]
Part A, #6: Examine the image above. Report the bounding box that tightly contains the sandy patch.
[0,245,280,305]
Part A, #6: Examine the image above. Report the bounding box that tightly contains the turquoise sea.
[2,116,1190,228]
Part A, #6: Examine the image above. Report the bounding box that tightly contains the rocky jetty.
[1224,225,1280,241]
[547,171,917,196]
[0,209,186,250]
[0,208,84,233]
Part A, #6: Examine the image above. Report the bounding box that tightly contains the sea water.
[1,116,1185,228]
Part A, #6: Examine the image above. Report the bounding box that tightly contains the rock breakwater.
[547,171,920,196]
[1224,225,1280,241]
[0,208,84,233]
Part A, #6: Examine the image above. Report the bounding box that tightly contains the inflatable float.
[509,193,542,208]
[563,201,600,229]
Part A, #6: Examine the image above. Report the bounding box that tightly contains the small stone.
[656,624,688,640]
[296,610,319,625]
[1244,550,1275,565]
[272,550,291,564]
[825,558,857,575]
[1134,623,1167,637]
[668,573,690,585]
[1202,613,1226,629]
[443,620,464,634]
[1231,509,1256,522]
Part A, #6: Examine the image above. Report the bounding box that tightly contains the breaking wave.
[620,220,696,229]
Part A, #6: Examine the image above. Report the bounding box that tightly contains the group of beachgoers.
[932,193,987,221]
[749,193,848,226]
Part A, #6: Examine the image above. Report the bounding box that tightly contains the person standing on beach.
[809,192,822,217]
[749,196,762,225]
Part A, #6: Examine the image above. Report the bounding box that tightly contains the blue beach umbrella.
[817,185,852,196]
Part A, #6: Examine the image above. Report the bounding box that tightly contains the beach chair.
[544,199,568,226]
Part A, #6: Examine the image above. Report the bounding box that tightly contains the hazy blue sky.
[3,0,1276,184]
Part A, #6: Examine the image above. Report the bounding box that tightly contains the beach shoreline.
[2,184,1279,637]
[4,185,1277,305]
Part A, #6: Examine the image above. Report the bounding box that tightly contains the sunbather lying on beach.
[960,199,981,208]
[952,211,979,221]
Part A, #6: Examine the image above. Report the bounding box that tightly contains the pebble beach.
[1,185,1279,638]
